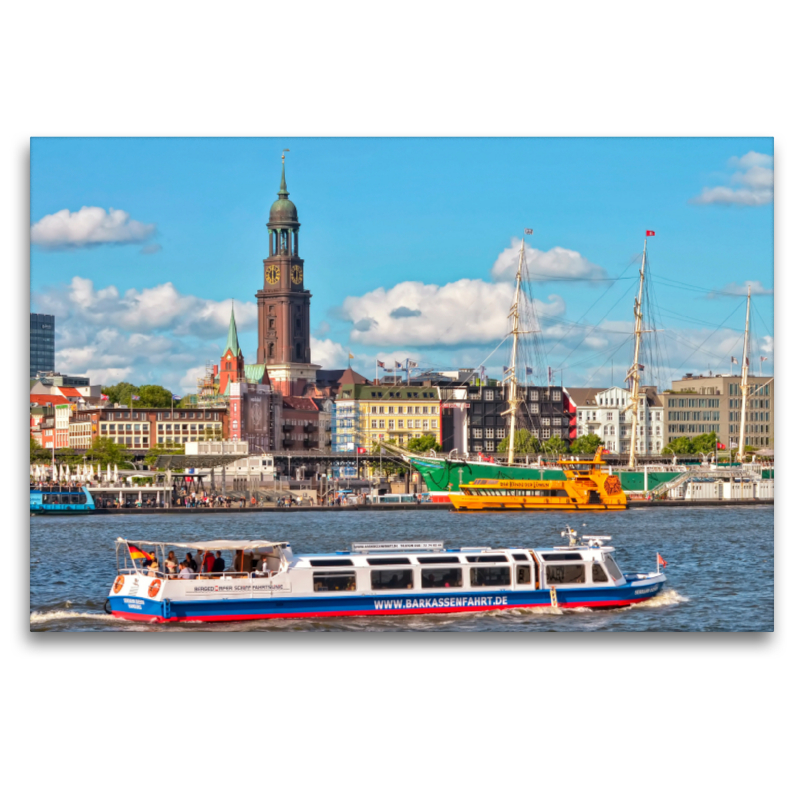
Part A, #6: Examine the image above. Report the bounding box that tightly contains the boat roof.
[116,537,289,550]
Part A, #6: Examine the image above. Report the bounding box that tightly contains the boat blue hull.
[108,578,666,623]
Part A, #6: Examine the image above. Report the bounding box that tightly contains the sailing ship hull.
[411,457,682,495]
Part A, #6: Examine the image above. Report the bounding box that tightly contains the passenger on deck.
[255,555,271,577]
[147,559,159,577]
[185,552,198,572]
[202,550,216,575]
[179,560,195,579]
[165,551,179,578]
[212,551,225,573]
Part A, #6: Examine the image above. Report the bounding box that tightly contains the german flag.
[127,543,150,561]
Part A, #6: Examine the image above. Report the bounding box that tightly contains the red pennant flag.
[646,230,655,236]
[657,553,668,568]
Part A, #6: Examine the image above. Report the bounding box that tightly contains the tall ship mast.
[737,285,752,462]
[625,235,649,469]
[502,238,526,465]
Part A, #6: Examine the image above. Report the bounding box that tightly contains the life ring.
[148,579,162,598]
[113,575,125,594]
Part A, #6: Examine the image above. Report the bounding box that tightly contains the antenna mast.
[626,236,648,469]
[505,237,525,465]
[737,285,752,462]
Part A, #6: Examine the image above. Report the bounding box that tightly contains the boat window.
[516,565,532,584]
[466,555,508,563]
[470,567,511,587]
[309,559,354,567]
[371,569,414,590]
[540,553,583,562]
[421,568,463,588]
[546,565,586,584]
[592,563,609,583]
[366,557,411,565]
[604,557,623,581]
[313,572,357,592]
[512,553,529,561]
[417,556,460,564]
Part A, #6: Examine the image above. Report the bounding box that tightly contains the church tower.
[257,153,320,396]
[218,304,245,395]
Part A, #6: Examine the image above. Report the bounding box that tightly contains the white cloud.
[709,280,774,298]
[33,276,257,339]
[338,278,566,347]
[32,277,255,393]
[311,337,350,370]
[31,206,156,248]
[691,152,774,206]
[491,238,606,282]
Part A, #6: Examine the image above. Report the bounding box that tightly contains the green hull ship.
[410,456,682,500]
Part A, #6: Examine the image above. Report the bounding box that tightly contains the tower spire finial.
[279,149,290,196]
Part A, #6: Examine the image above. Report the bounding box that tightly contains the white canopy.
[115,537,289,551]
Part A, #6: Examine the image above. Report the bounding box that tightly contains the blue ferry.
[106,529,667,623]
[30,486,95,515]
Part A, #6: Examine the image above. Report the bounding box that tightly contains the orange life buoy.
[148,579,162,598]
[113,575,125,594]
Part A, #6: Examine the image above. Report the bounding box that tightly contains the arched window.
[295,342,303,359]
[268,343,275,358]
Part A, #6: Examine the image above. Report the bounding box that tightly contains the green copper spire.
[224,302,241,358]
[278,149,289,197]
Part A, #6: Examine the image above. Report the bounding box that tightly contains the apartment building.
[662,373,774,450]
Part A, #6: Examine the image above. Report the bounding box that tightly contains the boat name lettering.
[499,481,554,489]
[188,583,274,594]
[634,585,658,595]
[374,596,508,610]
[123,598,144,608]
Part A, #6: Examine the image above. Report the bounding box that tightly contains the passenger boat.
[30,485,95,515]
[105,531,666,623]
[450,447,626,511]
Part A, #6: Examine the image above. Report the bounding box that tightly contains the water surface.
[30,506,774,632]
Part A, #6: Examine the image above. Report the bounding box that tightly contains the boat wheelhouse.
[450,447,627,511]
[30,486,95,515]
[106,531,665,623]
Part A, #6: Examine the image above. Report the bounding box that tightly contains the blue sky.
[30,137,774,393]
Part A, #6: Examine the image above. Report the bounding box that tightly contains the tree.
[30,436,49,464]
[371,438,406,477]
[570,433,604,454]
[84,436,131,468]
[497,429,540,455]
[54,447,82,465]
[406,434,441,453]
[691,432,718,454]
[662,437,693,455]
[101,382,138,406]
[137,384,174,408]
[101,381,177,408]
[541,435,569,455]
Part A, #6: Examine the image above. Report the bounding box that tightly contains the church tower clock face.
[265,264,280,284]
[291,264,303,285]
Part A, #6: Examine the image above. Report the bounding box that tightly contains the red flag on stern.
[646,230,655,236]
[657,553,668,568]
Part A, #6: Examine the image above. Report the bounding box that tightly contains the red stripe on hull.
[110,594,655,624]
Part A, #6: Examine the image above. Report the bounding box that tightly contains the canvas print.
[29,137,774,631]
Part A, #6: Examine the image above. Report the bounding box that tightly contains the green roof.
[336,384,440,402]
[224,306,241,358]
[244,364,267,383]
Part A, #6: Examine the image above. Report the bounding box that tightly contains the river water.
[29,506,774,632]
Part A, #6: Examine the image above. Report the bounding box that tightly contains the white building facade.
[568,386,664,455]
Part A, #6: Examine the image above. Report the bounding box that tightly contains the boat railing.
[117,568,275,581]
